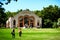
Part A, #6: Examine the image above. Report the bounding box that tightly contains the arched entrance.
[24,15,29,24]
[18,15,35,27]
[29,16,35,28]
[13,20,16,28]
[18,16,24,27]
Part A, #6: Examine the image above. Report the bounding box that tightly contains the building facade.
[6,10,42,28]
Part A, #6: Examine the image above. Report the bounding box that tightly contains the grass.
[0,28,60,40]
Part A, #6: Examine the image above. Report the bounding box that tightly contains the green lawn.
[0,28,60,40]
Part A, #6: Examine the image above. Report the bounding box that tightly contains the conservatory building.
[6,10,42,28]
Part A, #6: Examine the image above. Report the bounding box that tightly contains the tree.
[6,11,17,19]
[0,0,18,27]
[41,5,60,22]
[40,5,60,28]
[17,9,22,13]
[26,9,30,11]
[57,18,60,27]
[0,7,7,27]
[0,0,18,5]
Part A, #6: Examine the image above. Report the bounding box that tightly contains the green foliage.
[42,19,53,28]
[26,9,30,11]
[57,18,60,27]
[6,11,17,19]
[52,22,58,28]
[0,0,17,28]
[0,0,18,5]
[17,9,22,13]
[41,5,59,21]
[41,5,60,28]
[0,7,7,27]
[34,5,60,28]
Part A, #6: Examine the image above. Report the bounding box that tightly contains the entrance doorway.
[18,16,35,27]
[24,16,29,25]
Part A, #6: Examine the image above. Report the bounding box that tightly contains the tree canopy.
[0,7,7,27]
[0,0,18,5]
[34,5,60,28]
[0,0,18,27]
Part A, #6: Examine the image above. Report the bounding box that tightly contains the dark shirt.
[11,31,15,36]
[19,31,22,37]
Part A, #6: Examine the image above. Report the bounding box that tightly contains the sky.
[1,0,60,12]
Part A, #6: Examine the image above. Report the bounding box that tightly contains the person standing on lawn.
[18,27,22,37]
[11,28,15,38]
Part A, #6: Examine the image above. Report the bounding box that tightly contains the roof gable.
[14,10,41,19]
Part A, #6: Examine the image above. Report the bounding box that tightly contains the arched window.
[24,15,29,26]
[20,18,23,22]
[37,20,39,26]
[20,23,23,27]
[29,16,35,27]
[13,20,16,25]
[37,22,39,26]
[18,16,24,27]
[8,21,10,28]
[19,16,23,22]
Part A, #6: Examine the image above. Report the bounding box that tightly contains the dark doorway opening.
[24,17,29,25]
[20,23,23,27]
[13,20,16,28]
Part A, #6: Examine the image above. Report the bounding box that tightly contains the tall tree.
[0,7,7,27]
[0,0,18,27]
[40,5,60,28]
[6,11,17,19]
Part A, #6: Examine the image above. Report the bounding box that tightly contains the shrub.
[52,22,58,28]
